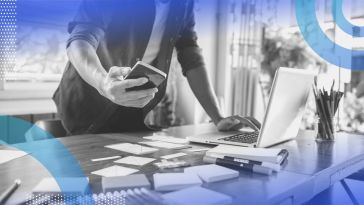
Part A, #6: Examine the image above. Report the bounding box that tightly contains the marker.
[0,179,21,204]
[203,156,273,176]
[223,156,281,172]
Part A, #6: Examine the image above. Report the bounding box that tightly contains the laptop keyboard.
[218,131,259,144]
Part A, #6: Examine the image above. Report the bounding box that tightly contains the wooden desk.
[1,123,364,205]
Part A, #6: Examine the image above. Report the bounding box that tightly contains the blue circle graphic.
[333,0,364,37]
[296,0,364,70]
[0,116,95,205]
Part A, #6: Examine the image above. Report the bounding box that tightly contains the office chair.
[25,119,67,141]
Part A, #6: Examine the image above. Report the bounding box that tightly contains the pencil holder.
[315,116,335,141]
[312,79,343,142]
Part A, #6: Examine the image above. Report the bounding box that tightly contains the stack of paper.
[105,143,158,155]
[206,145,287,164]
[205,145,288,174]
[184,164,239,183]
[139,141,190,150]
[32,178,89,195]
[102,174,151,192]
[163,186,232,205]
[153,173,202,191]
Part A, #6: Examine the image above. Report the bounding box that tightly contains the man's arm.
[175,0,225,125]
[185,66,261,131]
[175,0,255,131]
[174,1,222,123]
[65,0,157,108]
[67,40,107,93]
[67,40,158,108]
[185,66,223,124]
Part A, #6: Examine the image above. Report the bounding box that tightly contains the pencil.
[318,90,333,138]
[0,179,21,204]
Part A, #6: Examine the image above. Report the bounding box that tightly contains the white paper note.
[143,135,189,144]
[184,164,239,183]
[0,150,28,164]
[114,156,155,166]
[105,143,158,155]
[161,153,187,160]
[153,173,202,191]
[91,165,138,177]
[139,141,190,150]
[163,186,232,205]
[185,148,210,152]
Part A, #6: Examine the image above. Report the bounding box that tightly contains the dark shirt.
[53,0,205,134]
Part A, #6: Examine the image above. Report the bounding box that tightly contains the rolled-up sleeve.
[66,0,106,49]
[175,0,205,76]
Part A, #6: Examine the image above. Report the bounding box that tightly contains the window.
[1,0,79,93]
[219,0,364,134]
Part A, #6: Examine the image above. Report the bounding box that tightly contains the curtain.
[228,0,264,117]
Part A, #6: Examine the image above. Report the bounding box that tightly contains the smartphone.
[124,61,167,91]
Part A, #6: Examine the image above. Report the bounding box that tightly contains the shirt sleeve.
[175,0,206,76]
[66,0,107,49]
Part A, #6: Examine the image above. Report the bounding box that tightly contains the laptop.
[188,67,316,148]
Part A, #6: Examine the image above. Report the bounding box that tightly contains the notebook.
[153,173,202,191]
[163,186,232,205]
[184,164,239,183]
[32,178,89,195]
[105,143,158,155]
[91,165,138,177]
[139,141,190,150]
[206,145,288,164]
[102,174,151,192]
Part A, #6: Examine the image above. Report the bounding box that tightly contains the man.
[53,0,255,134]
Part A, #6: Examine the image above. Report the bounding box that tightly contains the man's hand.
[99,66,158,108]
[216,116,261,132]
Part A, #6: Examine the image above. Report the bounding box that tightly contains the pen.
[330,80,335,114]
[0,179,21,204]
[203,156,273,175]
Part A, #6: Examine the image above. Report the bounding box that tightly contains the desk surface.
[1,123,364,205]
